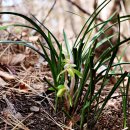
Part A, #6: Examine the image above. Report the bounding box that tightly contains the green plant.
[0,0,130,129]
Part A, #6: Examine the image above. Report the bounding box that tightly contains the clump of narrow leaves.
[0,0,130,129]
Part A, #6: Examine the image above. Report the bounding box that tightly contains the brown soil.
[0,92,63,130]
[0,90,129,130]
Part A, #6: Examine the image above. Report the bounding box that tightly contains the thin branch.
[31,0,57,35]
[66,0,103,22]
[43,0,57,23]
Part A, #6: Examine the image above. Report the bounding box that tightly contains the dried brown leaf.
[19,83,28,92]
[0,77,9,86]
[0,54,25,65]
[0,70,15,80]
[0,55,13,64]
[29,36,39,42]
[10,53,26,65]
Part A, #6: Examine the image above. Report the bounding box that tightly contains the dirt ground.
[0,77,130,130]
[0,92,63,130]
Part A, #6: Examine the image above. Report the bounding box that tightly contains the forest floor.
[0,29,130,130]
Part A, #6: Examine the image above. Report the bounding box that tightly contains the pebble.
[30,106,40,112]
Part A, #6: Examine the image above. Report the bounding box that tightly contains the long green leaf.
[96,71,128,121]
[74,0,110,47]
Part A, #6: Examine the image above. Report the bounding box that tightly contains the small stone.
[30,106,39,112]
[15,112,23,120]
